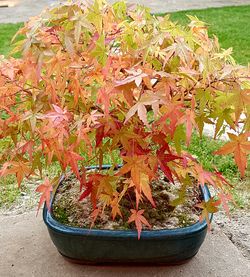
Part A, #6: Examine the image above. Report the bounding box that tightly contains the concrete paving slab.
[0,211,249,277]
[1,0,250,23]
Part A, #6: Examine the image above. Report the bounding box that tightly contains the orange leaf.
[195,164,215,187]
[214,132,250,177]
[65,151,84,179]
[140,173,155,208]
[110,193,122,220]
[128,209,151,239]
[36,177,53,214]
[0,161,30,187]
[178,109,198,146]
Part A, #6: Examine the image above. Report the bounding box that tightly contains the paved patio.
[0,211,249,277]
[0,0,250,23]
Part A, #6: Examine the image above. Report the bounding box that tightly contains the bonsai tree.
[0,0,249,238]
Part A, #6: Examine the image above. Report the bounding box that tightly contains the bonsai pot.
[43,166,213,265]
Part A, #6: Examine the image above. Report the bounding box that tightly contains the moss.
[53,206,69,224]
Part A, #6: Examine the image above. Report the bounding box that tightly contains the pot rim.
[43,164,213,239]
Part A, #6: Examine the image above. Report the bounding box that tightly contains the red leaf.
[158,160,174,183]
[96,125,104,147]
[79,182,92,201]
[157,149,181,183]
[79,166,87,191]
[152,133,170,151]
[214,170,232,187]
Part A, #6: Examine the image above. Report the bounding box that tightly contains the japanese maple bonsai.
[0,0,249,264]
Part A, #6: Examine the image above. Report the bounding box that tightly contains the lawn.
[0,5,249,209]
[0,23,23,57]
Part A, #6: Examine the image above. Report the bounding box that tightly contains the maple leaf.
[214,132,250,177]
[86,0,103,33]
[125,102,149,127]
[196,198,221,229]
[155,104,183,138]
[85,110,103,128]
[211,108,235,138]
[72,13,95,44]
[152,133,170,151]
[178,109,198,146]
[97,87,110,115]
[110,192,122,220]
[79,166,87,192]
[65,151,84,179]
[140,173,156,207]
[217,192,233,217]
[64,34,75,55]
[157,149,181,183]
[214,169,232,187]
[17,140,34,161]
[115,68,147,87]
[95,125,104,147]
[0,161,30,187]
[165,37,192,64]
[91,34,107,65]
[229,89,250,122]
[45,105,70,126]
[90,208,101,228]
[79,181,93,201]
[134,188,143,210]
[0,59,16,80]
[129,174,155,208]
[124,91,162,127]
[110,182,129,219]
[128,209,151,239]
[36,177,53,213]
[118,155,152,187]
[194,164,215,187]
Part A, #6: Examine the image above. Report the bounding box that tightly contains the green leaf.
[87,0,103,34]
[91,34,107,65]
[173,125,185,154]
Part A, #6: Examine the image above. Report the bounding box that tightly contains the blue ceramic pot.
[43,165,212,265]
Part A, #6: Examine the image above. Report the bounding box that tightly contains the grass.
[0,176,22,208]
[0,23,23,57]
[0,5,249,208]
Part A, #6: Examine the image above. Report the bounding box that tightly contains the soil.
[52,172,202,230]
